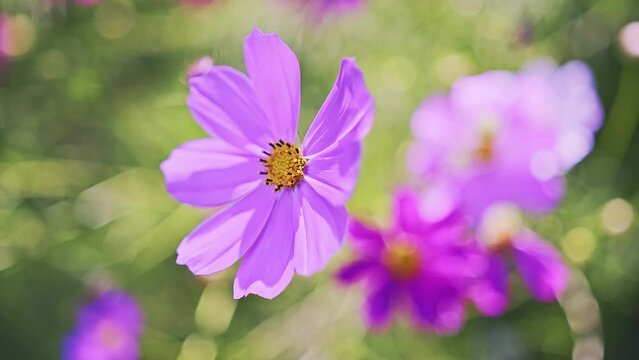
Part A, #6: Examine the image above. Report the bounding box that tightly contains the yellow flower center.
[381,241,422,280]
[260,139,307,192]
[474,134,494,162]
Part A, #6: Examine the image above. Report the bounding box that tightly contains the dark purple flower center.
[260,139,307,192]
[381,241,422,280]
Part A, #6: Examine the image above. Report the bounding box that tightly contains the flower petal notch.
[161,28,374,299]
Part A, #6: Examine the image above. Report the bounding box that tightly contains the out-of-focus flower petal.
[187,66,274,151]
[392,187,424,234]
[244,28,300,142]
[450,70,517,118]
[408,277,465,334]
[176,186,276,275]
[468,252,509,316]
[335,259,377,285]
[364,281,394,330]
[304,141,361,207]
[347,218,384,256]
[234,191,296,299]
[303,58,374,157]
[460,165,565,218]
[513,230,570,301]
[293,182,347,276]
[160,139,263,207]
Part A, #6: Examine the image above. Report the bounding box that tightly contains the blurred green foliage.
[1,0,639,359]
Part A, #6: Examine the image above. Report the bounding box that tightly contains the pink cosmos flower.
[161,28,374,299]
[63,291,143,360]
[337,189,477,333]
[468,203,569,316]
[408,60,603,221]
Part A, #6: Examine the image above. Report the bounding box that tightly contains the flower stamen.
[260,139,307,192]
[381,241,422,280]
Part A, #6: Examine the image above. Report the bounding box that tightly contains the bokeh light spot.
[619,22,639,58]
[601,198,634,235]
[561,227,597,264]
[2,15,36,57]
[37,50,69,79]
[95,0,136,40]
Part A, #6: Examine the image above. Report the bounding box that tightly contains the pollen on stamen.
[260,139,307,192]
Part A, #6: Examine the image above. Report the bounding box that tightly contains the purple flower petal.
[347,218,384,256]
[513,230,570,301]
[407,277,465,334]
[392,187,423,234]
[293,182,347,276]
[234,191,297,299]
[460,165,565,218]
[302,58,374,157]
[364,280,394,330]
[244,28,300,142]
[335,259,376,285]
[160,138,263,207]
[304,141,361,207]
[187,66,274,151]
[176,186,276,275]
[468,252,509,316]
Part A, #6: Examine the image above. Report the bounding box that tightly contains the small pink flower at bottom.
[161,28,374,299]
[337,189,476,333]
[63,291,143,360]
[468,203,570,316]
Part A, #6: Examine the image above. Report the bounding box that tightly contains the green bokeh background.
[1,0,638,359]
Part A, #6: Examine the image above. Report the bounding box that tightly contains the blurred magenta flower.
[161,28,374,299]
[178,0,217,6]
[408,60,603,221]
[286,0,365,20]
[75,0,102,5]
[337,189,476,333]
[187,56,214,79]
[0,15,12,62]
[469,203,569,316]
[63,291,143,360]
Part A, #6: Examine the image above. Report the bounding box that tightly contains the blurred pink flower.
[0,15,12,62]
[337,189,477,333]
[187,56,214,79]
[408,60,603,221]
[468,203,569,316]
[63,291,143,360]
[161,28,374,299]
[75,0,103,5]
[178,0,217,6]
[286,0,365,20]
